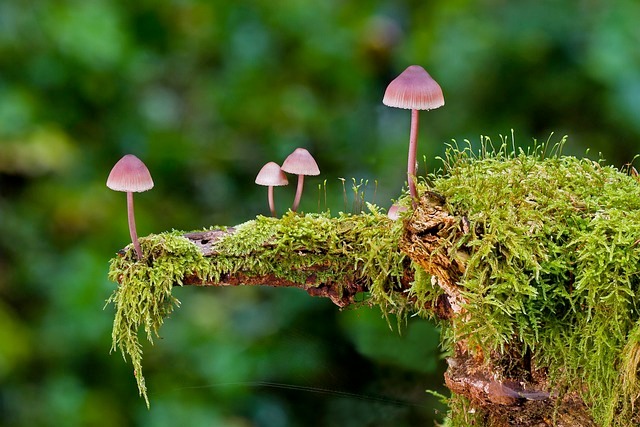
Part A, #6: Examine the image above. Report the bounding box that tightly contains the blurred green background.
[1,0,639,426]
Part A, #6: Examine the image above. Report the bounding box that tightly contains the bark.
[175,193,596,426]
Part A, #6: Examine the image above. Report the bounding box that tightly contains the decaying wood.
[400,191,469,315]
[176,193,596,426]
[444,350,596,427]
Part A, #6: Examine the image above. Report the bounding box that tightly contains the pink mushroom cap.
[255,162,289,186]
[383,65,444,111]
[106,154,154,193]
[281,148,320,176]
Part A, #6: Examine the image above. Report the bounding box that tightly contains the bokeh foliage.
[0,0,639,426]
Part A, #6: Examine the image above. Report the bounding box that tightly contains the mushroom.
[387,204,408,220]
[106,154,154,260]
[280,148,320,212]
[255,161,288,217]
[383,65,444,201]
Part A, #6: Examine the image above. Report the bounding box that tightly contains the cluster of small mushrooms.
[107,65,444,260]
[255,147,320,217]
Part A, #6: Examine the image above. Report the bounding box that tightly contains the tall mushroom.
[281,148,320,212]
[106,154,154,260]
[255,161,288,217]
[383,65,444,201]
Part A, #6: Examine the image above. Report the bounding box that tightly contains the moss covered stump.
[107,142,640,426]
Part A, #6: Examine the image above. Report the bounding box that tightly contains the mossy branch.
[107,139,640,426]
[107,206,425,408]
[178,219,414,308]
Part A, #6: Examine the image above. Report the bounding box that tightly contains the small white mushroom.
[255,162,288,217]
[280,148,320,212]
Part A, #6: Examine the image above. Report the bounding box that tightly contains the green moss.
[425,137,640,426]
[106,207,408,406]
[439,394,483,427]
[209,208,409,307]
[106,230,217,407]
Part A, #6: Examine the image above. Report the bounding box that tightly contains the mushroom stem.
[408,109,420,201]
[127,191,143,259]
[292,175,305,212]
[268,186,277,217]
